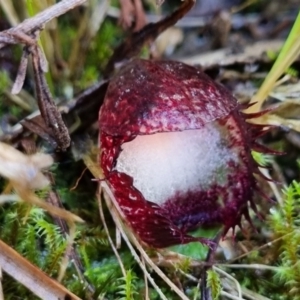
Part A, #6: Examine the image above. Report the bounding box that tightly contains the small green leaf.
[168,227,220,260]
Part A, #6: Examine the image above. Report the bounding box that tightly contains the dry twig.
[0,239,81,300]
[0,0,87,48]
[0,0,86,150]
[103,0,195,77]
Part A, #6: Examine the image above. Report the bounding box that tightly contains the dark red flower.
[99,59,266,249]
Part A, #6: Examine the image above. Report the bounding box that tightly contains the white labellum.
[115,122,238,205]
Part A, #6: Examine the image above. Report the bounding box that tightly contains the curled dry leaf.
[0,141,83,223]
[0,141,53,190]
[99,59,271,250]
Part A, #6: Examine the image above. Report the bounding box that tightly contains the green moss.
[207,270,221,300]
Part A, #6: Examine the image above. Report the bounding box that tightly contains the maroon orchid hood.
[99,58,264,249]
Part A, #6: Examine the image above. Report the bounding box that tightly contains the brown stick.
[0,0,87,48]
[0,239,81,300]
[103,0,195,77]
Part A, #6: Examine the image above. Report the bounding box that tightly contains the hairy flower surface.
[99,59,265,249]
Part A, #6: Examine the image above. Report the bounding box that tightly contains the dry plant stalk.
[0,239,81,300]
[82,152,190,300]
[68,0,110,77]
[101,183,191,300]
[0,0,87,48]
